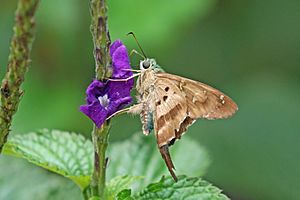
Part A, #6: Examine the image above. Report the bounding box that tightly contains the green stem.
[0,0,40,154]
[90,0,112,81]
[82,187,90,200]
[89,0,111,198]
[90,123,110,197]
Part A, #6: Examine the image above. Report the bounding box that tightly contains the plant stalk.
[0,0,40,154]
[89,0,111,198]
[90,0,112,81]
[82,186,90,200]
[90,123,110,197]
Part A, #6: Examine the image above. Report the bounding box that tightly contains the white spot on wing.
[192,96,197,103]
[220,95,225,104]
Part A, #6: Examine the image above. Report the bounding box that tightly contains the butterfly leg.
[107,103,143,120]
[121,68,142,72]
[129,49,145,59]
[108,73,140,82]
[159,145,178,182]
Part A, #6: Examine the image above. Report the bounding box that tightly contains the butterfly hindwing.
[152,72,238,181]
[153,77,188,147]
[151,77,189,181]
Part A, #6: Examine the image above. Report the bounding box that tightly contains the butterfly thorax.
[136,69,155,96]
[136,58,163,97]
[136,59,163,135]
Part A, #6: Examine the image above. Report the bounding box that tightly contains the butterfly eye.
[142,60,150,69]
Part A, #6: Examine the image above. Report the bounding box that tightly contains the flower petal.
[80,39,134,128]
[85,80,106,104]
[106,96,132,117]
[107,80,133,100]
[80,101,108,128]
[110,39,123,56]
[110,41,133,79]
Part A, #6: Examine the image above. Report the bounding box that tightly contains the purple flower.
[80,40,134,127]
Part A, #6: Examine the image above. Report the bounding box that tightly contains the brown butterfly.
[110,34,238,181]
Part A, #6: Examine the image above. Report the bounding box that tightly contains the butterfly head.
[140,58,158,70]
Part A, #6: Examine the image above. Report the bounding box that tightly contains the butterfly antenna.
[127,32,147,58]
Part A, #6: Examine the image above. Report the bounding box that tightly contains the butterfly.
[110,34,238,181]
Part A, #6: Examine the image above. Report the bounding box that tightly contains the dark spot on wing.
[156,100,161,106]
[169,138,176,146]
[175,116,194,140]
[163,96,168,101]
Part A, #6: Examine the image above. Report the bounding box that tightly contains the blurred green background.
[1,0,299,199]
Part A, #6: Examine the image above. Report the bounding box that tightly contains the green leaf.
[2,129,93,190]
[0,155,82,200]
[105,175,142,199]
[3,130,209,195]
[107,133,210,190]
[136,175,230,200]
[116,189,134,200]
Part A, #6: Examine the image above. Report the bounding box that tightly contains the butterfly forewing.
[156,72,238,120]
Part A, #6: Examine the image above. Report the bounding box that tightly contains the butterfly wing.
[153,76,188,147]
[152,76,188,181]
[156,72,238,120]
[153,72,238,181]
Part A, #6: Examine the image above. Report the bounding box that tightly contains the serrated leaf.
[136,175,230,200]
[107,133,210,190]
[3,129,93,190]
[105,175,142,200]
[3,130,209,195]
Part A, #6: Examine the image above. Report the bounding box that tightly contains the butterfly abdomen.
[145,112,154,134]
[140,103,154,135]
